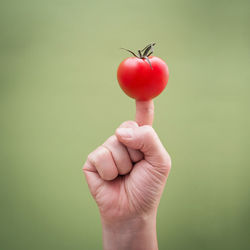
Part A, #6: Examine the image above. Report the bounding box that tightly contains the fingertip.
[102,170,118,181]
[88,146,119,182]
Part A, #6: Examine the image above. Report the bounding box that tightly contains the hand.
[83,100,171,250]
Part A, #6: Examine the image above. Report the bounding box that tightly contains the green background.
[1,0,249,249]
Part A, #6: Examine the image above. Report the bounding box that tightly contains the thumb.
[135,100,154,126]
[116,126,171,168]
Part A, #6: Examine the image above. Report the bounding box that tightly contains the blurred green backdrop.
[1,0,249,249]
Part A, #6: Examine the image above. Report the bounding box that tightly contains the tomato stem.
[120,42,156,69]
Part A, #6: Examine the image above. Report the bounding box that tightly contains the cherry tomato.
[117,43,169,101]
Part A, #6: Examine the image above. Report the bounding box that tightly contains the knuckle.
[87,152,95,165]
[143,125,154,133]
[97,146,110,160]
[99,145,112,159]
[143,125,156,139]
[87,146,109,165]
[104,135,117,147]
[119,120,138,128]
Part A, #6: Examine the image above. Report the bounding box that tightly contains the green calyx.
[121,42,156,69]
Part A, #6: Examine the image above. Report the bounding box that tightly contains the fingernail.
[116,128,133,139]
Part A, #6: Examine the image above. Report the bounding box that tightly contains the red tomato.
[117,56,169,101]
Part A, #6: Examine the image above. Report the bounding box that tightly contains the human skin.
[83,100,171,250]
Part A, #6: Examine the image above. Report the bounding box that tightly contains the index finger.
[135,100,154,126]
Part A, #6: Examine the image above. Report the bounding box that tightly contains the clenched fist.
[83,100,171,250]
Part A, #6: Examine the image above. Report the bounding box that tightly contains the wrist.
[101,212,158,250]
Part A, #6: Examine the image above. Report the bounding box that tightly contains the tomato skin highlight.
[117,56,169,101]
